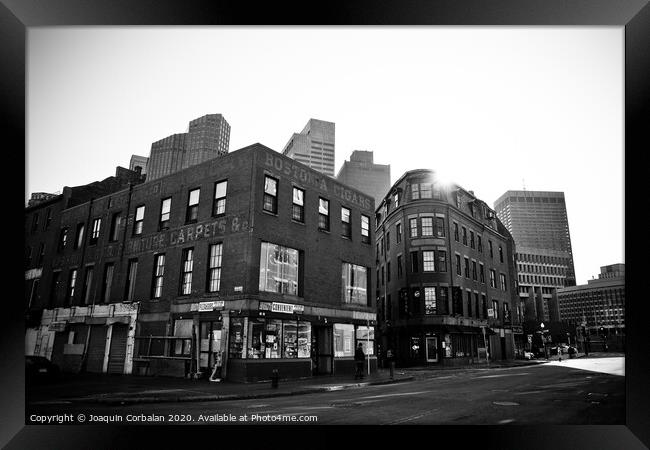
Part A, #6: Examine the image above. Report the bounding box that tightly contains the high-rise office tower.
[146,114,231,181]
[129,155,149,176]
[494,190,576,323]
[336,150,391,205]
[282,118,335,177]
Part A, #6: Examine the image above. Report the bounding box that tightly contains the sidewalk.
[28,369,414,406]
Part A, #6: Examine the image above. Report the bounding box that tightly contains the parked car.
[26,356,60,382]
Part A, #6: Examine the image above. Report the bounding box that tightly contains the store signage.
[511,325,523,334]
[48,322,67,332]
[234,286,243,292]
[260,302,304,314]
[194,301,225,312]
[487,308,495,318]
[25,268,43,280]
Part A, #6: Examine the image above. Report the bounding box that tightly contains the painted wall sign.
[25,268,43,280]
[125,215,249,255]
[263,151,373,211]
[487,308,495,318]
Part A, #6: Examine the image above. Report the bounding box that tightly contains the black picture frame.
[4,1,647,448]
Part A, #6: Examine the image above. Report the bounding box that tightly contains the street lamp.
[540,322,548,360]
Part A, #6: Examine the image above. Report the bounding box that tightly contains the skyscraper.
[282,118,335,177]
[146,114,231,181]
[336,150,391,205]
[494,190,576,323]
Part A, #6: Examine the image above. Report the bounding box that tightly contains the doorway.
[311,325,333,375]
[425,336,439,362]
[199,321,222,373]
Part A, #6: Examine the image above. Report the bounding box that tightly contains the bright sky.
[26,27,624,285]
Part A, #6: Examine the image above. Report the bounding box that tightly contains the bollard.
[271,369,279,388]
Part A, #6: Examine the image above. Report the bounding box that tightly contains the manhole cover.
[493,401,520,406]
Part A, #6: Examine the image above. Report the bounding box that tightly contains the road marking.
[513,390,545,395]
[498,419,516,424]
[477,373,530,379]
[358,390,430,399]
[493,401,520,406]
[384,408,440,424]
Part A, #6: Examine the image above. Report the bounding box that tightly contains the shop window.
[263,176,278,214]
[342,262,368,305]
[292,187,304,222]
[356,326,374,355]
[229,318,245,359]
[334,323,355,357]
[213,180,227,216]
[259,242,299,296]
[172,319,193,357]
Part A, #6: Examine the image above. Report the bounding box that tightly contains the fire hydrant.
[271,369,279,388]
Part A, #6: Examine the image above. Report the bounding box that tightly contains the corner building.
[375,170,520,367]
[27,144,376,382]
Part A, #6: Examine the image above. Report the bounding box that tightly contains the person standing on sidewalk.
[354,343,365,380]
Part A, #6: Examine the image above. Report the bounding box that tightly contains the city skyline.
[25,27,624,286]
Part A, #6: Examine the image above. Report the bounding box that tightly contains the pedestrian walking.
[354,343,365,380]
[558,346,562,362]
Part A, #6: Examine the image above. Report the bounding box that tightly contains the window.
[455,254,461,275]
[263,176,278,214]
[37,243,45,266]
[82,266,94,305]
[109,213,121,241]
[342,262,368,305]
[499,246,504,263]
[409,218,418,238]
[503,302,510,323]
[472,261,477,280]
[396,223,402,243]
[397,255,403,278]
[207,243,223,292]
[186,188,200,223]
[424,287,437,314]
[467,291,472,317]
[411,183,420,200]
[381,266,385,285]
[386,231,390,250]
[479,263,485,283]
[361,215,370,244]
[180,248,194,295]
[489,240,494,258]
[213,181,227,216]
[492,300,499,319]
[159,198,171,230]
[474,293,480,319]
[133,206,145,235]
[462,227,467,245]
[124,259,138,302]
[423,251,435,272]
[172,319,193,357]
[102,263,114,303]
[477,235,482,252]
[318,198,330,231]
[500,273,507,291]
[482,294,487,318]
[387,262,391,282]
[490,269,496,288]
[421,217,433,236]
[292,187,304,222]
[31,213,39,233]
[356,326,374,356]
[470,231,475,249]
[439,287,448,314]
[89,218,101,245]
[152,254,165,299]
[420,183,432,198]
[25,246,32,267]
[50,271,61,306]
[393,192,400,208]
[464,257,470,278]
[66,269,77,305]
[435,217,445,237]
[411,251,419,273]
[74,223,85,249]
[376,269,380,289]
[341,207,351,238]
[437,250,447,272]
[259,242,299,295]
[45,208,52,229]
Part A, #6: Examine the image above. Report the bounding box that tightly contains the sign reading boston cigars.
[263,151,373,212]
[125,214,250,255]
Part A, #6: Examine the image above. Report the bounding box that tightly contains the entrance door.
[107,324,128,374]
[500,337,507,360]
[86,325,107,373]
[425,336,438,362]
[199,321,222,373]
[311,325,333,375]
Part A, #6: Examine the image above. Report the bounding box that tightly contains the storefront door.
[311,325,332,375]
[199,321,222,373]
[425,336,438,362]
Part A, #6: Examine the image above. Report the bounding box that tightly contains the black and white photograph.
[5,1,649,448]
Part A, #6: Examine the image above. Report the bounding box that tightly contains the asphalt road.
[27,358,624,425]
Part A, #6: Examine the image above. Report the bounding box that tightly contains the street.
[27,357,624,425]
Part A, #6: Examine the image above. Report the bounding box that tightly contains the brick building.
[25,144,376,382]
[375,170,521,367]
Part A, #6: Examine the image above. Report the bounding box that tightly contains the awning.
[106,316,131,326]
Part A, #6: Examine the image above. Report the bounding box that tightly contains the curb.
[32,376,415,406]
